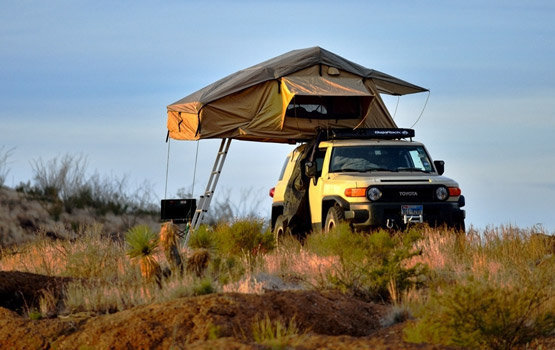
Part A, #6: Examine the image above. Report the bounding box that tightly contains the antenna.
[410,90,430,129]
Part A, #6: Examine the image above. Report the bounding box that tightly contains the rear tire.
[274,215,287,246]
[324,205,345,233]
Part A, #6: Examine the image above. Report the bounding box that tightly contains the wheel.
[273,215,287,246]
[324,205,345,233]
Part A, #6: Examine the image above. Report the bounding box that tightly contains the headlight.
[367,187,383,201]
[436,186,449,201]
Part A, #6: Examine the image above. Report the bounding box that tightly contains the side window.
[278,156,290,181]
[315,148,326,178]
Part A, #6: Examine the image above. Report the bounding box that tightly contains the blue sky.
[1,1,554,231]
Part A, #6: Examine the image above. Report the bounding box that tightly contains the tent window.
[286,96,365,120]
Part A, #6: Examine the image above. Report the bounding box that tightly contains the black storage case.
[160,199,196,223]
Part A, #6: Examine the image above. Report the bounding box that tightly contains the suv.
[270,129,465,236]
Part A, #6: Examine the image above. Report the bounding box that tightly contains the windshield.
[329,145,434,173]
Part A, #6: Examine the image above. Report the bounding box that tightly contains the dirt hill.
[0,271,462,349]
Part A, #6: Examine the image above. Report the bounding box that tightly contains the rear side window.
[278,156,291,180]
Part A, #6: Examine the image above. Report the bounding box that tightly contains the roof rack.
[325,128,415,140]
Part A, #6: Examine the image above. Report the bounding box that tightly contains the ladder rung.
[211,171,220,175]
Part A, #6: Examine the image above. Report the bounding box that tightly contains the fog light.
[367,187,382,201]
[436,186,449,201]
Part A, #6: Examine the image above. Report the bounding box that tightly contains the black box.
[160,199,196,223]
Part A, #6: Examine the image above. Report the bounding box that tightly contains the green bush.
[305,224,426,301]
[213,219,275,258]
[188,225,216,250]
[192,277,215,296]
[404,270,554,349]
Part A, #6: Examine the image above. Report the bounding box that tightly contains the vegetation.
[125,225,161,281]
[304,224,426,302]
[15,153,157,217]
[0,146,14,188]
[159,222,183,272]
[251,314,304,349]
[403,226,555,349]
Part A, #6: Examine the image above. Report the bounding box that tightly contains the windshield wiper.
[338,168,367,172]
[337,167,399,173]
[365,167,395,172]
[396,167,430,173]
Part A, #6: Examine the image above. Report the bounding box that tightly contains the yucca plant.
[125,225,161,282]
[159,222,183,273]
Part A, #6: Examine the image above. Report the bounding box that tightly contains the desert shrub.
[18,153,158,217]
[404,225,555,349]
[192,277,215,296]
[305,224,426,301]
[251,314,303,349]
[213,219,275,259]
[30,154,87,203]
[188,225,216,250]
[0,146,14,187]
[404,272,554,349]
[64,226,126,279]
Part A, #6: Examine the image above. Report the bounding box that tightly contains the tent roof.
[168,47,428,109]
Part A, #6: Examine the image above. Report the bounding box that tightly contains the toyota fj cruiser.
[270,128,465,236]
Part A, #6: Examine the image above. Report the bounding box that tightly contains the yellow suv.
[270,129,465,236]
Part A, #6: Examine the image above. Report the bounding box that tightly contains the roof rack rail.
[325,128,415,140]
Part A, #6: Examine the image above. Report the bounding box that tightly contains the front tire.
[324,205,345,233]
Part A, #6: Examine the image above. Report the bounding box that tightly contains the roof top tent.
[165,47,428,231]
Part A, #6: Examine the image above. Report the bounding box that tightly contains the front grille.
[373,185,441,203]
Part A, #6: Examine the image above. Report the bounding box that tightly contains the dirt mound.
[0,286,398,349]
[0,270,73,314]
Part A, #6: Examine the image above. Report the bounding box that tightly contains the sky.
[1,1,554,231]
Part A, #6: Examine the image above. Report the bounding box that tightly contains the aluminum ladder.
[187,138,232,238]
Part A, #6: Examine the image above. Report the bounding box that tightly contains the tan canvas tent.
[167,47,427,143]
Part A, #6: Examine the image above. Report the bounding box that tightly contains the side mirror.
[434,160,445,175]
[304,161,316,178]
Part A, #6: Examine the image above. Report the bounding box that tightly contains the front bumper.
[345,201,465,229]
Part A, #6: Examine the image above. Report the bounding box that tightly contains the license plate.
[401,205,423,216]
